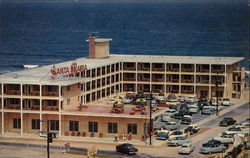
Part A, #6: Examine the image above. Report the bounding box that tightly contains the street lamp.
[145,90,153,146]
[215,72,221,116]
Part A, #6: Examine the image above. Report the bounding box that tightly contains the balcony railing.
[197,69,209,73]
[152,79,165,82]
[182,69,194,72]
[123,67,136,71]
[138,78,150,82]
[123,78,136,81]
[4,105,21,110]
[181,80,194,83]
[42,106,59,111]
[211,70,224,73]
[168,69,179,72]
[23,106,40,110]
[197,80,209,84]
[152,68,165,71]
[42,92,59,97]
[181,90,194,94]
[5,91,21,95]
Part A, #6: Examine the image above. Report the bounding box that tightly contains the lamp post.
[149,91,152,146]
[40,120,53,158]
[215,72,219,116]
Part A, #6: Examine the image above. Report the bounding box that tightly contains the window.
[10,84,19,91]
[67,99,70,105]
[216,91,223,97]
[33,99,40,106]
[32,119,40,130]
[50,120,59,131]
[10,99,20,105]
[108,123,117,133]
[48,100,57,106]
[33,85,40,92]
[48,86,57,93]
[127,124,137,135]
[67,85,71,91]
[78,83,80,89]
[69,121,79,132]
[88,122,98,133]
[13,118,21,129]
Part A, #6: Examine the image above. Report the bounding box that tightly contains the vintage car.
[116,143,138,155]
[178,143,195,154]
[167,136,192,146]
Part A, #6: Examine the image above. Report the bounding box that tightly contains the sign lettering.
[50,62,87,78]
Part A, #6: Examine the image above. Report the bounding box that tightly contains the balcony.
[152,78,165,82]
[196,80,209,84]
[181,79,194,83]
[181,64,194,72]
[123,62,136,71]
[123,78,136,82]
[4,105,21,110]
[211,65,225,73]
[152,63,165,72]
[5,91,21,95]
[137,63,150,71]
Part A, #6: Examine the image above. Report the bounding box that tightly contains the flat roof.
[0,54,244,85]
[86,38,112,43]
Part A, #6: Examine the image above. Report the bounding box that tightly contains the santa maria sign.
[50,62,87,78]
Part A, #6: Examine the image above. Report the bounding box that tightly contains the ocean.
[0,0,249,73]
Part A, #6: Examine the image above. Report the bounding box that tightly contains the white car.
[221,98,230,106]
[213,134,235,144]
[178,143,195,154]
[169,130,187,139]
[187,96,196,103]
[155,93,165,101]
[161,115,171,122]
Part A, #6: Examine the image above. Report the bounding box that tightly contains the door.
[200,90,208,97]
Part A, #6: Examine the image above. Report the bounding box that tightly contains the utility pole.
[47,121,50,158]
[149,91,152,146]
[216,72,219,116]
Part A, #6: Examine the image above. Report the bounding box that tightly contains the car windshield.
[181,145,189,148]
[228,128,241,131]
[223,98,230,101]
[202,144,211,147]
[166,122,175,125]
[127,145,134,148]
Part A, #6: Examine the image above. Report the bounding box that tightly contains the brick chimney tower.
[86,36,112,59]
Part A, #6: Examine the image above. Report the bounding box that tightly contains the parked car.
[179,103,189,112]
[219,117,236,126]
[178,143,195,154]
[167,136,192,146]
[187,96,196,103]
[169,130,187,139]
[201,107,213,115]
[188,106,199,114]
[155,131,170,140]
[213,134,235,144]
[162,121,180,130]
[181,115,192,125]
[169,104,178,110]
[158,100,167,107]
[184,124,200,135]
[221,98,230,106]
[166,94,177,101]
[161,115,171,122]
[200,143,226,154]
[155,93,165,101]
[162,109,177,117]
[116,143,138,155]
[171,112,185,119]
[224,127,249,136]
[145,93,154,100]
[178,95,186,102]
[210,97,218,105]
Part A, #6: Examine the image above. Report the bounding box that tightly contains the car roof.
[182,143,191,146]
[183,115,192,118]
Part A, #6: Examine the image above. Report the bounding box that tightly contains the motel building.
[0,36,246,140]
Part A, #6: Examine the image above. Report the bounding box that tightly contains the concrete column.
[39,113,42,135]
[194,64,196,95]
[224,64,227,98]
[21,113,23,135]
[20,84,23,111]
[135,62,138,93]
[40,85,42,112]
[150,62,152,91]
[209,64,212,99]
[59,114,61,137]
[59,85,61,112]
[1,83,3,110]
[179,63,181,94]
[1,112,4,134]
